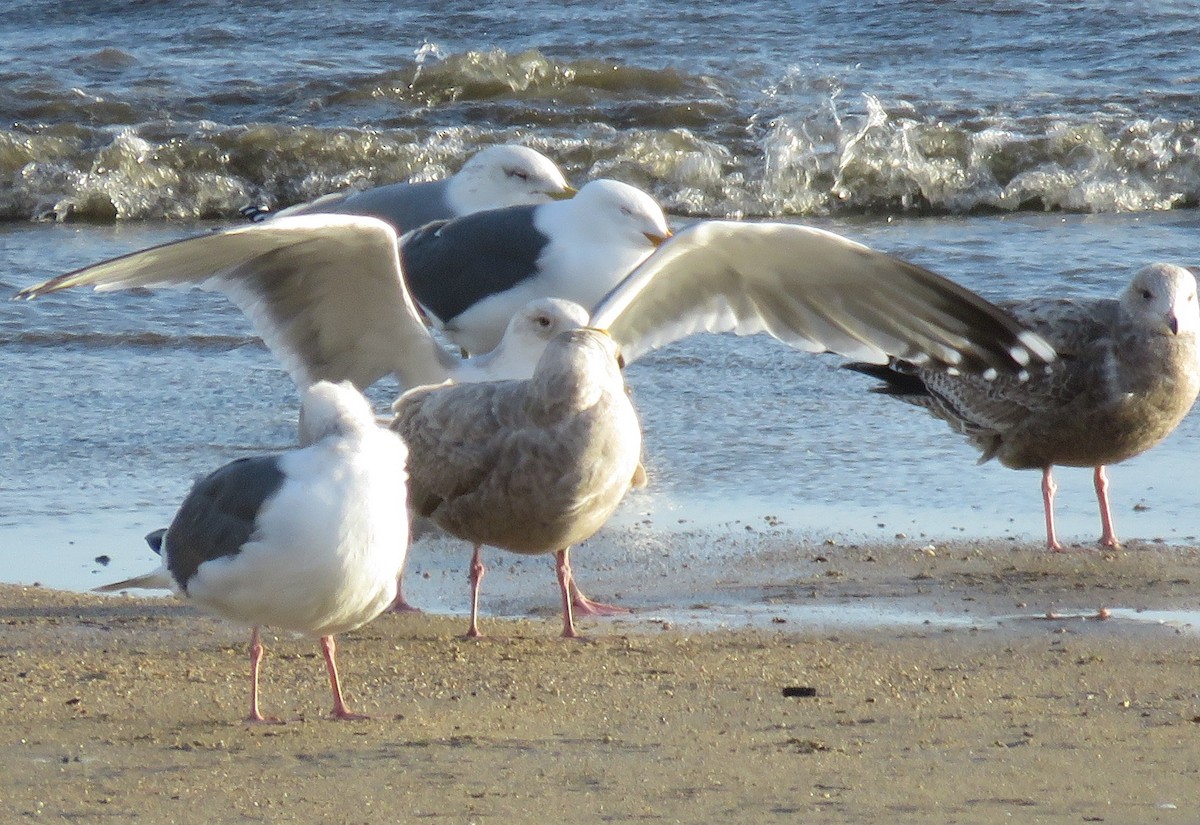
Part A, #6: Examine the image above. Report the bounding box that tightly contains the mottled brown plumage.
[391,328,641,637]
[850,263,1200,550]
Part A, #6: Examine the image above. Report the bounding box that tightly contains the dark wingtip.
[843,361,930,397]
[144,528,167,556]
[14,271,76,301]
[842,361,891,379]
[238,204,270,223]
[13,284,44,301]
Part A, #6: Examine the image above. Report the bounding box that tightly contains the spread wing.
[590,220,1056,377]
[17,214,457,391]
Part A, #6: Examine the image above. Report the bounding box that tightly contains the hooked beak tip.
[584,326,624,367]
[645,230,672,247]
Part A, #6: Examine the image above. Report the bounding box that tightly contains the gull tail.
[843,361,931,398]
[94,528,173,592]
[93,567,173,593]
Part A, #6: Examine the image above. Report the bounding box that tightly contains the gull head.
[504,297,591,352]
[567,179,672,250]
[473,298,592,382]
[531,327,627,407]
[449,144,574,213]
[298,380,382,446]
[1121,263,1199,337]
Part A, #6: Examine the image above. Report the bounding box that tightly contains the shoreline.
[6,539,1200,822]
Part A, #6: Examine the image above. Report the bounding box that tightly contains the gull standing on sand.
[245,143,575,229]
[20,215,1057,629]
[389,223,1058,638]
[95,381,410,722]
[392,327,641,639]
[846,263,1200,551]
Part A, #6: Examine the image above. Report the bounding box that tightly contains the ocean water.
[2,1,1199,599]
[4,0,1199,221]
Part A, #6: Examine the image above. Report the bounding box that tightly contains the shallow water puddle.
[623,601,1200,635]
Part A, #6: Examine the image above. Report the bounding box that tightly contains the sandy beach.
[6,3,1200,823]
[5,538,1200,824]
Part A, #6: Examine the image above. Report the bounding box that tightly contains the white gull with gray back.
[95,381,410,722]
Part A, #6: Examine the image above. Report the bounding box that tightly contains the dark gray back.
[329,179,452,233]
[400,205,548,322]
[165,455,286,590]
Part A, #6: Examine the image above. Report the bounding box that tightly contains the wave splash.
[2,49,1197,222]
[759,93,1200,217]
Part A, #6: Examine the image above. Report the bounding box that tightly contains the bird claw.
[245,714,286,726]
[329,709,370,721]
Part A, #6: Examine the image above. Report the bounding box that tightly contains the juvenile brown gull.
[19,216,1057,629]
[391,327,641,638]
[389,224,1058,637]
[846,263,1199,551]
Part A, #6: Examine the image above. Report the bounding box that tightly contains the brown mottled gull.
[391,327,641,639]
[848,263,1200,551]
[16,214,1059,624]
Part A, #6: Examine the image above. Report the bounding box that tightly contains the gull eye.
[506,167,530,181]
[536,313,552,328]
[1141,289,1154,301]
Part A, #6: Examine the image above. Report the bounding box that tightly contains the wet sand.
[5,539,1200,823]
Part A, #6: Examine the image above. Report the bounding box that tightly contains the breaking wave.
[2,48,1198,222]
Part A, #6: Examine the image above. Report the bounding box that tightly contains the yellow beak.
[645,228,672,247]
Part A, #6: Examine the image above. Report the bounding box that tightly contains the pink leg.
[321,635,367,721]
[246,627,282,724]
[465,544,485,639]
[555,549,581,639]
[388,573,422,614]
[1041,467,1067,552]
[389,538,422,613]
[567,557,631,616]
[1093,465,1121,548]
